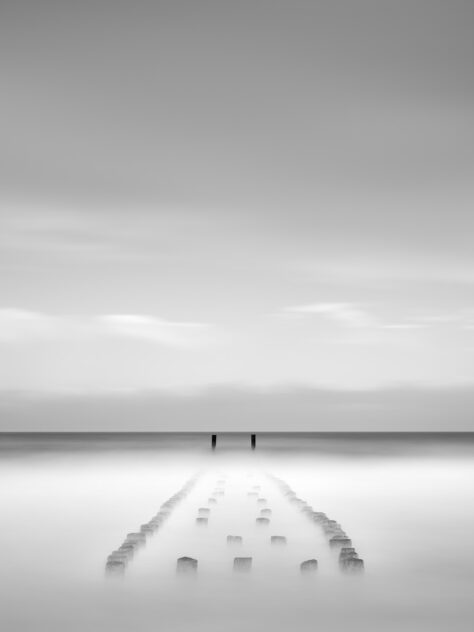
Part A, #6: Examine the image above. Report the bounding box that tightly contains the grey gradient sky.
[1,1,474,423]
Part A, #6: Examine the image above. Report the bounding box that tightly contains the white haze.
[1,435,473,632]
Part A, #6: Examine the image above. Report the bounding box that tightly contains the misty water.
[1,433,473,632]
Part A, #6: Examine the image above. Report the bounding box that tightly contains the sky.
[1,1,474,428]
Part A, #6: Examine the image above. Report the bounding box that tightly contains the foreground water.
[1,433,473,632]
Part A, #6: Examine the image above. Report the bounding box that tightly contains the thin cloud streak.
[98,314,212,347]
[283,302,376,328]
[0,309,213,347]
[280,302,474,335]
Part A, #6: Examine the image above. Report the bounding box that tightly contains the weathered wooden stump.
[125,532,146,546]
[227,535,243,545]
[177,557,198,574]
[150,514,166,527]
[339,551,358,567]
[340,557,364,573]
[340,547,356,555]
[256,517,270,526]
[300,559,318,574]
[329,536,352,548]
[118,543,135,557]
[105,559,126,575]
[270,535,287,545]
[107,551,129,564]
[234,557,252,572]
[196,517,208,526]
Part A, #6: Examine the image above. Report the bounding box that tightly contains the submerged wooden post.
[251,434,256,450]
[177,557,198,574]
[211,434,217,449]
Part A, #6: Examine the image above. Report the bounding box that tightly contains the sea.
[1,432,473,632]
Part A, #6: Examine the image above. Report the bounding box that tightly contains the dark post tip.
[251,434,256,449]
[211,434,217,449]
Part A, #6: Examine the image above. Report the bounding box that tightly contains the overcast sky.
[1,1,474,426]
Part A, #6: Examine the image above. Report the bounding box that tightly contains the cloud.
[0,309,212,347]
[379,323,426,330]
[97,314,211,347]
[283,302,377,328]
[281,301,474,340]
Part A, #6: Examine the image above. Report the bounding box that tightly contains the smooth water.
[1,433,473,632]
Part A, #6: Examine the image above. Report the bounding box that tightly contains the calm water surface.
[1,433,473,632]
